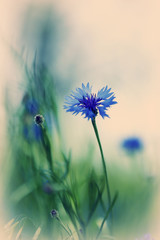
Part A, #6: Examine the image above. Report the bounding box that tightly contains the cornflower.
[122,137,143,154]
[64,83,117,233]
[64,83,117,120]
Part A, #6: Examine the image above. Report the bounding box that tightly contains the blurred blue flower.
[26,99,39,114]
[64,83,117,120]
[23,113,52,142]
[33,124,42,140]
[122,137,143,153]
[23,123,42,142]
[22,94,39,115]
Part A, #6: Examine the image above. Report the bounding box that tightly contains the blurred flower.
[23,113,53,142]
[122,137,143,154]
[33,124,43,140]
[64,83,117,120]
[25,99,39,115]
[23,117,43,142]
[50,209,59,218]
[42,181,53,194]
[22,94,39,115]
[23,124,42,141]
[34,114,44,125]
[135,233,154,240]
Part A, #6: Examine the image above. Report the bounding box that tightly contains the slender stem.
[91,118,113,229]
[96,192,118,239]
[56,217,72,237]
[40,125,53,171]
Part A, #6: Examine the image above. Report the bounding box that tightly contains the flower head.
[64,83,117,120]
[122,137,143,154]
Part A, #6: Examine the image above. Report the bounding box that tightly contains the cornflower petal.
[97,106,110,118]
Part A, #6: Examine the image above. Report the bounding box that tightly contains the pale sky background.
[0,0,160,236]
[0,1,160,169]
[1,0,160,145]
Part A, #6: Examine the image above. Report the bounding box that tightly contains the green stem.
[91,118,113,229]
[40,125,53,171]
[56,217,72,237]
[96,192,118,239]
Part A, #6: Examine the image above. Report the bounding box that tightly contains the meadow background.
[0,0,160,239]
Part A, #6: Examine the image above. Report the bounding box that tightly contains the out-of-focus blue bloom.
[23,113,53,142]
[22,94,39,115]
[42,181,53,194]
[23,122,42,142]
[25,99,39,114]
[64,83,117,120]
[135,233,154,240]
[122,137,143,153]
[33,124,42,140]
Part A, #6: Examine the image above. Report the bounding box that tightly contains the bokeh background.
[0,0,160,239]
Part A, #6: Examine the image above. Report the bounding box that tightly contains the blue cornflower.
[64,83,117,120]
[64,83,117,225]
[122,137,143,153]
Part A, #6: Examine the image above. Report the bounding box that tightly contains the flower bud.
[50,209,59,218]
[34,114,44,125]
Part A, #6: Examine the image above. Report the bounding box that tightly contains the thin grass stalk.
[40,125,53,171]
[96,192,118,239]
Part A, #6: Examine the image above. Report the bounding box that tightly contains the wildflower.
[64,83,118,233]
[122,137,143,154]
[50,209,59,218]
[22,94,39,115]
[23,124,42,142]
[135,233,154,240]
[34,114,44,125]
[26,99,39,115]
[33,124,42,140]
[64,83,117,120]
